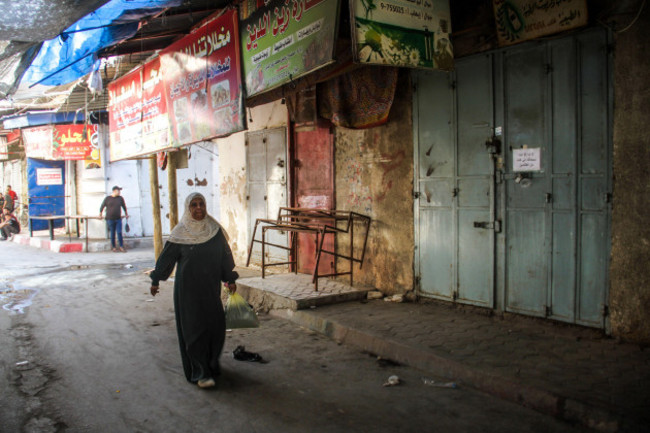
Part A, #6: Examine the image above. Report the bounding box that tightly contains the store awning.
[20,0,183,88]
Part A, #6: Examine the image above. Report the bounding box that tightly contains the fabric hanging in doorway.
[317,66,398,129]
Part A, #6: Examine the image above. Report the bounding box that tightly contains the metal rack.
[246,207,371,290]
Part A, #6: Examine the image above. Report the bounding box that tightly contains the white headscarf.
[168,192,228,244]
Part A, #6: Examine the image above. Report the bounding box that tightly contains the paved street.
[0,242,590,433]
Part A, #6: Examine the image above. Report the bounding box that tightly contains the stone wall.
[334,72,414,294]
[609,9,650,343]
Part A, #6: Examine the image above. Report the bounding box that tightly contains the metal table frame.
[246,208,371,290]
[29,215,101,252]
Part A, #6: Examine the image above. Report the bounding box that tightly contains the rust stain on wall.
[195,177,208,186]
[376,149,405,201]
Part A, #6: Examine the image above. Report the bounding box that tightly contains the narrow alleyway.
[0,242,588,433]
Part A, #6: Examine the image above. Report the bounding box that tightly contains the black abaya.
[150,230,238,382]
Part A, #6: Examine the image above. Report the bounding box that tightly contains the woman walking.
[149,192,238,388]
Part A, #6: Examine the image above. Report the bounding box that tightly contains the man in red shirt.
[6,185,17,202]
[3,185,16,212]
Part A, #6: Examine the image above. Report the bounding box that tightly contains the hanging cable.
[616,0,646,33]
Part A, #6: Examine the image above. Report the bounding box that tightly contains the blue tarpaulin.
[21,0,181,87]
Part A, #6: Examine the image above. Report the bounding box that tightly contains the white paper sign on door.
[36,168,63,185]
[513,148,541,172]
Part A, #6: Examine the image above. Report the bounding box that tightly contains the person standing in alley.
[149,192,238,389]
[6,186,17,203]
[3,186,14,213]
[99,185,128,252]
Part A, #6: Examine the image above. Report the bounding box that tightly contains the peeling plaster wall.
[217,100,288,265]
[335,74,414,294]
[610,10,650,343]
[157,145,218,234]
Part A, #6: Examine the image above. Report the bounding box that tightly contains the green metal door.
[414,53,496,307]
[501,29,611,327]
[414,28,611,328]
[501,43,550,318]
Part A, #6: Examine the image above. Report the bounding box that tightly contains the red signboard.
[52,124,97,160]
[109,65,143,161]
[159,9,245,147]
[22,124,100,167]
[108,56,171,161]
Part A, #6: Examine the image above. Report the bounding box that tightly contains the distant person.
[99,186,128,252]
[6,185,17,202]
[5,185,18,212]
[3,186,14,212]
[0,208,20,241]
[149,192,239,389]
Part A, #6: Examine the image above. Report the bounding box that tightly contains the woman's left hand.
[225,282,237,294]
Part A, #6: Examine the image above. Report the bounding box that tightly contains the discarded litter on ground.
[383,375,400,387]
[384,294,403,303]
[422,377,458,388]
[233,345,267,363]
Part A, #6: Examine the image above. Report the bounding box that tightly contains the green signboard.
[241,0,340,97]
[350,0,453,70]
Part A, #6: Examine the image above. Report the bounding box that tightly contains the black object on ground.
[233,345,267,363]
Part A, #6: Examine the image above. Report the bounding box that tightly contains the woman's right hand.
[150,285,160,296]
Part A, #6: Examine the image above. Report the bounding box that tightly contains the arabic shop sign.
[160,9,245,147]
[350,0,453,70]
[0,130,21,162]
[22,124,101,167]
[52,124,101,168]
[22,126,54,159]
[108,57,171,161]
[493,0,588,46]
[241,0,340,97]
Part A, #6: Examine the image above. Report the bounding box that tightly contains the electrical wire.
[616,0,646,33]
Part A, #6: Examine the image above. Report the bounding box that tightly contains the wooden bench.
[246,208,371,290]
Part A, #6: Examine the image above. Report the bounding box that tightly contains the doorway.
[292,119,335,275]
[27,158,66,231]
[246,127,289,266]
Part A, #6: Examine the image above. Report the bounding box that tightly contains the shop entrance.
[414,29,611,328]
